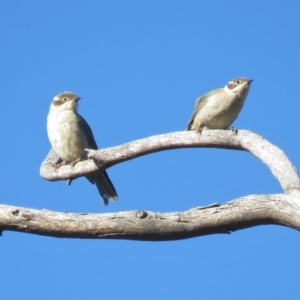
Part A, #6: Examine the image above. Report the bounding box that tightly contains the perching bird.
[187,77,253,132]
[47,91,118,205]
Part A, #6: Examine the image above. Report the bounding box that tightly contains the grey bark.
[1,130,300,240]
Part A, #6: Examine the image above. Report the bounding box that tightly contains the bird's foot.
[54,161,67,170]
[70,157,82,168]
[196,126,203,134]
[229,127,238,134]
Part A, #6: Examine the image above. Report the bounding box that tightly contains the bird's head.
[224,77,253,96]
[51,91,81,112]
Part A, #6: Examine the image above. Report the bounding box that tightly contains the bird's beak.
[75,96,81,102]
[248,79,254,84]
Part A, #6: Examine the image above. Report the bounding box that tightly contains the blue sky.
[1,1,300,299]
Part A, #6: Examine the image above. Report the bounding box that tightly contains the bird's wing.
[186,94,208,130]
[76,113,98,149]
[186,89,221,130]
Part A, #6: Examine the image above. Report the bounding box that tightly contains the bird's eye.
[62,97,68,102]
[235,80,241,84]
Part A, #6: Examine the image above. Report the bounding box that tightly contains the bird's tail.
[87,171,118,205]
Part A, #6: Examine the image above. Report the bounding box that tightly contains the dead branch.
[40,130,300,192]
[0,129,298,239]
[1,193,300,240]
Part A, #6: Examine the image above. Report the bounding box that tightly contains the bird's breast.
[47,110,88,162]
[196,92,246,129]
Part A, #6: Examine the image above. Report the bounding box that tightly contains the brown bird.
[47,91,118,205]
[187,77,253,132]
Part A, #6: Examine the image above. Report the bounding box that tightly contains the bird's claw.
[196,126,203,134]
[70,157,81,168]
[54,161,67,170]
[229,127,238,134]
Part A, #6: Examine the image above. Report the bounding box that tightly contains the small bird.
[187,77,253,132]
[47,91,118,205]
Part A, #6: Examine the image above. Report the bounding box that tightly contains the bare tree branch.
[0,129,296,239]
[40,130,300,192]
[1,193,300,240]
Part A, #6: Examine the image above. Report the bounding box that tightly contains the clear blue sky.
[1,1,300,299]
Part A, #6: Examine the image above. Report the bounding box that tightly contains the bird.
[187,77,253,132]
[47,91,118,205]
